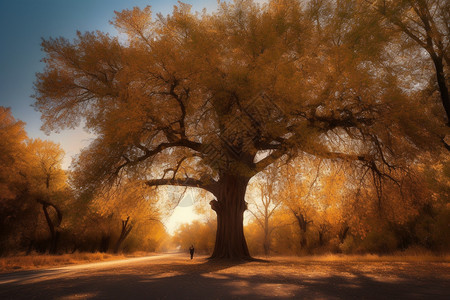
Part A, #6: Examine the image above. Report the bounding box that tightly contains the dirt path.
[0,253,449,299]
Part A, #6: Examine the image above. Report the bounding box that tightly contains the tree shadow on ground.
[1,257,449,299]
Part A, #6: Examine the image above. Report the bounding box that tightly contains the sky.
[0,0,234,234]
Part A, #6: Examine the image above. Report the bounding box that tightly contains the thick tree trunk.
[300,232,307,248]
[293,212,310,249]
[210,174,251,260]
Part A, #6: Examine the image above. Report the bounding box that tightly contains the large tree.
[247,166,282,255]
[34,0,433,259]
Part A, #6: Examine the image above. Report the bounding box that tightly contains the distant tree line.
[173,157,449,255]
[0,107,166,255]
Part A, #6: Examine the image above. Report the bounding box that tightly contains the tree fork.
[38,198,62,254]
[114,216,133,253]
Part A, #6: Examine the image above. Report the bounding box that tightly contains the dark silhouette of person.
[189,245,195,260]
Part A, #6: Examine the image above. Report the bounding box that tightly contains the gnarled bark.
[209,174,251,260]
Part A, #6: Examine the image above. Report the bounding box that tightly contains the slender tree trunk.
[318,223,330,247]
[114,216,133,253]
[39,175,62,255]
[263,215,270,256]
[338,224,349,244]
[431,55,450,126]
[318,225,327,247]
[210,174,251,260]
[41,203,60,254]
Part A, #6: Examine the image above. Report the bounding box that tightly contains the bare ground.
[0,253,448,299]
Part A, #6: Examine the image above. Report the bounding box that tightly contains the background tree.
[0,108,70,254]
[172,220,216,254]
[26,139,66,254]
[247,166,282,255]
[88,181,163,253]
[278,158,323,250]
[0,107,30,254]
[0,106,169,255]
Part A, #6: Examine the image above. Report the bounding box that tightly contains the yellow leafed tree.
[33,0,444,259]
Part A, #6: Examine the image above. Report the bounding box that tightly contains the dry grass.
[0,252,155,273]
[263,253,450,263]
[255,247,450,263]
[1,250,448,274]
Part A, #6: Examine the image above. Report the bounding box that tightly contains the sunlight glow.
[165,205,201,235]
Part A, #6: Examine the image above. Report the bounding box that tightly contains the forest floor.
[0,253,449,299]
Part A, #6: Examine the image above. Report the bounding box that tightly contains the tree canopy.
[33,0,447,259]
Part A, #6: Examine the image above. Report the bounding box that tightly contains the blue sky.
[0,0,221,168]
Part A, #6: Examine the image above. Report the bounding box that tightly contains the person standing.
[189,245,195,260]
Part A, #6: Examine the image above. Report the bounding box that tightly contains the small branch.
[247,209,265,229]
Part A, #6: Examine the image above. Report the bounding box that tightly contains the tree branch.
[114,139,204,176]
[145,177,218,195]
[253,149,286,174]
[247,209,265,229]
